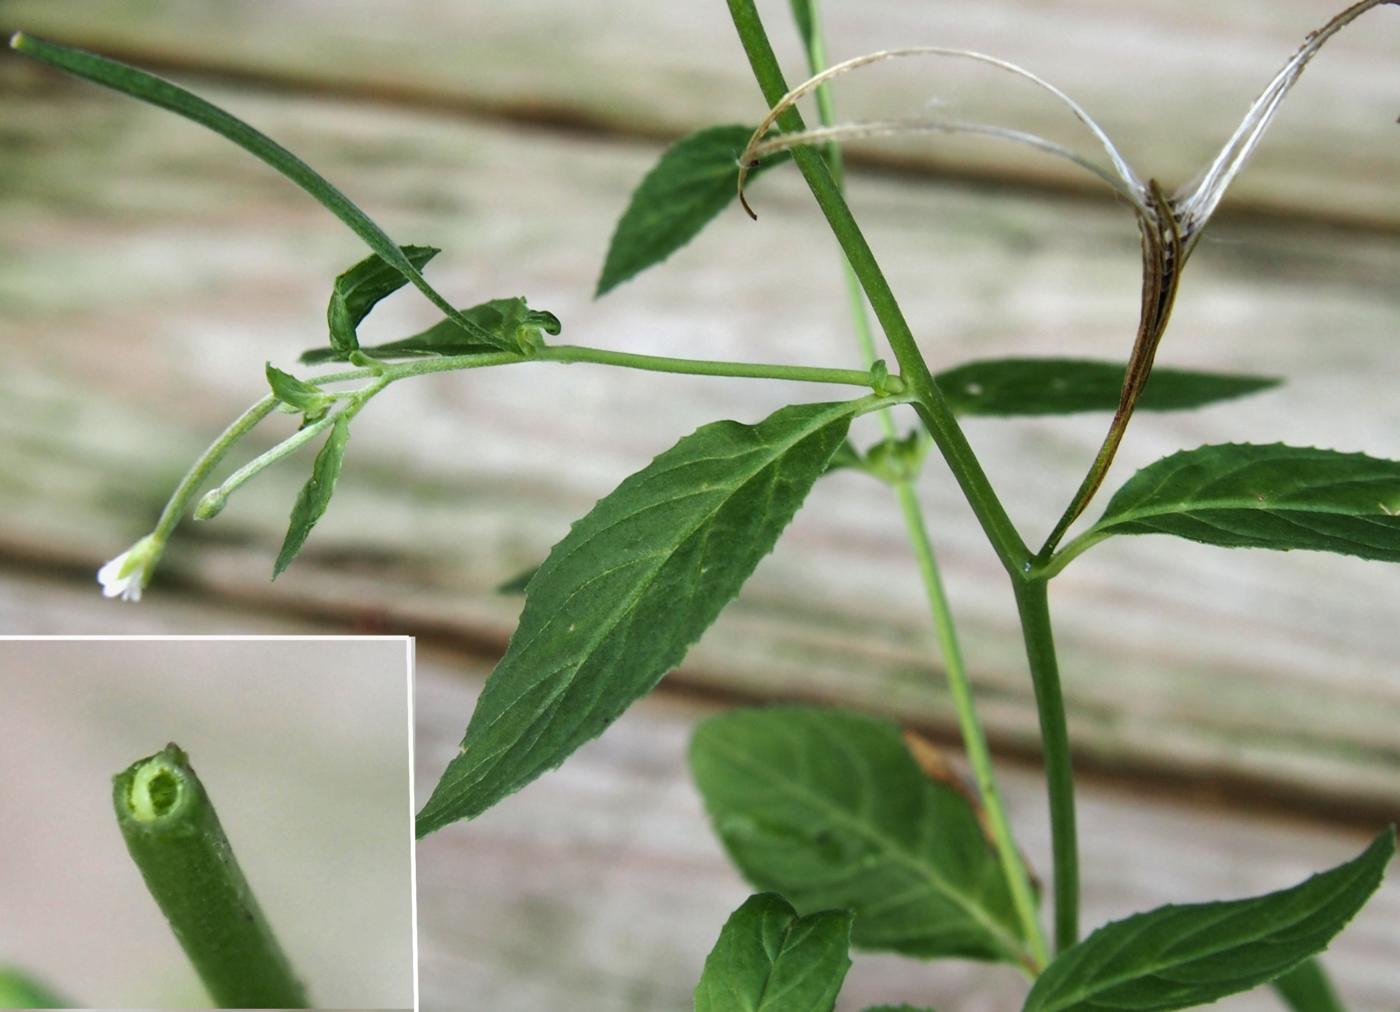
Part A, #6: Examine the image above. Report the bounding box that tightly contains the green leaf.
[596,125,788,296]
[693,893,852,1012]
[935,358,1279,416]
[301,297,561,365]
[0,967,69,1010]
[1086,444,1400,562]
[9,33,511,352]
[415,400,862,836]
[273,416,351,578]
[690,706,1032,965]
[494,565,537,596]
[1272,959,1344,1012]
[1023,828,1394,1012]
[327,245,439,355]
[265,363,334,421]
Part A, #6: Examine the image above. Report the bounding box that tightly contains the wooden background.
[2,1,1398,1008]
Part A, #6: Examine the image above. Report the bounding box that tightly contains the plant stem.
[1011,579,1079,952]
[113,744,309,1008]
[149,396,279,539]
[536,344,884,388]
[725,0,1029,576]
[896,481,1049,968]
[798,4,1046,968]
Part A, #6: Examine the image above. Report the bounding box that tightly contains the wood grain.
[3,68,1399,824]
[4,1,1399,230]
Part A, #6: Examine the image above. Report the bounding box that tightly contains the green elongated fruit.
[113,744,309,1009]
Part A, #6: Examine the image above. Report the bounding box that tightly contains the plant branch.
[799,2,1046,968]
[726,0,1030,576]
[113,744,309,1008]
[1012,578,1079,953]
[897,481,1049,969]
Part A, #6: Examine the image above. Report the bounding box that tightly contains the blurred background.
[1,1,1398,1008]
[0,637,414,1009]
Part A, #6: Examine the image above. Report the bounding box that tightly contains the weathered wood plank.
[1,569,1392,1009]
[414,647,1400,1011]
[4,0,1399,230]
[2,74,1399,824]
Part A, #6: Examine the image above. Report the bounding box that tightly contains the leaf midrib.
[1033,859,1373,1010]
[704,733,1027,964]
[458,402,858,793]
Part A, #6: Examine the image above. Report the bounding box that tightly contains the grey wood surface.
[3,66,1398,822]
[2,569,1394,1009]
[5,0,1399,229]
[2,4,1398,1007]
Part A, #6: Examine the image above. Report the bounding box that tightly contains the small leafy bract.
[1087,444,1400,562]
[935,358,1279,417]
[1022,828,1394,1012]
[301,297,561,365]
[693,893,852,1012]
[265,363,333,421]
[8,34,508,351]
[415,400,863,836]
[327,245,439,355]
[596,125,788,296]
[273,416,351,578]
[690,706,1032,966]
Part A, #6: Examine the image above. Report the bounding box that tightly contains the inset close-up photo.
[0,637,415,1010]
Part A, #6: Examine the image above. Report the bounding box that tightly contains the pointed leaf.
[935,358,1279,417]
[1087,444,1400,562]
[416,400,863,835]
[596,125,788,296]
[1271,959,1344,1012]
[273,416,351,578]
[690,706,1033,965]
[694,893,852,1012]
[327,245,439,354]
[301,297,560,365]
[9,33,510,351]
[1023,828,1394,1012]
[265,363,333,421]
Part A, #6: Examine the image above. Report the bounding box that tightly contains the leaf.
[935,358,1279,416]
[690,706,1033,965]
[301,297,561,365]
[327,245,439,355]
[415,400,862,836]
[1086,444,1400,563]
[265,363,333,421]
[1022,828,1394,1012]
[693,893,852,1012]
[494,565,537,596]
[9,33,511,351]
[273,416,351,578]
[596,125,788,296]
[1271,959,1344,1012]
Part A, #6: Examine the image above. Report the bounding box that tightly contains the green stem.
[148,396,279,541]
[113,744,309,1008]
[798,4,1045,968]
[1011,579,1079,952]
[725,0,1029,576]
[896,481,1049,969]
[536,344,884,388]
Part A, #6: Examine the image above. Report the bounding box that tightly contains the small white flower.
[97,534,162,602]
